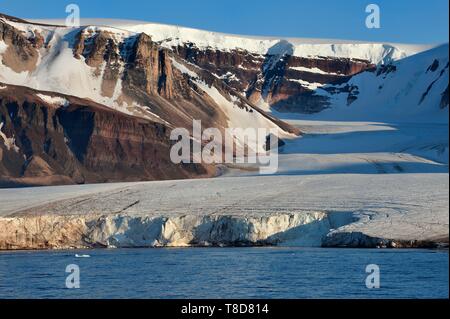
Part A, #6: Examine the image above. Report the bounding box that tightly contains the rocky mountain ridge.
[0,83,214,186]
[1,14,448,186]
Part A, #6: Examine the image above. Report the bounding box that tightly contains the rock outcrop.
[322,231,449,249]
[0,19,41,72]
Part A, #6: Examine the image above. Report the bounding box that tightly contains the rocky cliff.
[0,84,212,186]
[175,43,375,113]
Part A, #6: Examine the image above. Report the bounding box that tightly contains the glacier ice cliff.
[0,174,448,250]
[0,212,355,249]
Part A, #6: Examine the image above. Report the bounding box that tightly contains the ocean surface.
[0,248,448,299]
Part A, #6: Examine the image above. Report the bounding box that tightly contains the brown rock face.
[72,31,85,59]
[174,43,375,113]
[0,84,212,187]
[72,30,177,100]
[248,55,374,110]
[73,30,122,97]
[0,20,40,72]
[122,33,175,99]
[69,29,228,131]
[175,45,264,94]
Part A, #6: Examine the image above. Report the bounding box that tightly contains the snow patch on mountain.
[289,79,325,90]
[0,40,7,54]
[290,66,343,76]
[170,57,198,78]
[0,122,19,152]
[36,94,69,107]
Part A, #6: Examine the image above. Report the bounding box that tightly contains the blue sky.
[0,0,448,44]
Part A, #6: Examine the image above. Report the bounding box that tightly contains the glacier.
[0,173,447,249]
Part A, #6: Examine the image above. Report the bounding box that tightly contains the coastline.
[1,174,448,251]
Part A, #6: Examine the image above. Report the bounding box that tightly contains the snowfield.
[277,120,448,175]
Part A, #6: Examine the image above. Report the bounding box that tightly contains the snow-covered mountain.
[0,13,448,186]
[49,17,446,118]
[279,43,449,121]
[30,18,432,62]
[0,15,293,132]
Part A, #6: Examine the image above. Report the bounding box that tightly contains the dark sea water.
[0,248,448,299]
